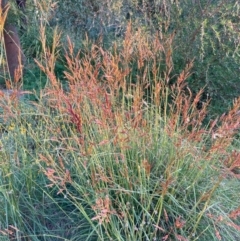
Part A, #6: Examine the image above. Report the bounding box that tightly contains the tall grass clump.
[0,23,239,240]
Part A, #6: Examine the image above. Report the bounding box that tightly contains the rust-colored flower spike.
[0,0,9,32]
[141,159,151,176]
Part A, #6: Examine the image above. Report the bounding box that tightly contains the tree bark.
[1,0,26,84]
[3,24,24,83]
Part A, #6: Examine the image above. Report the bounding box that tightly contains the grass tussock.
[0,21,239,241]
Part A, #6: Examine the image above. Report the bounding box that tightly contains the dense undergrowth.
[0,1,239,240]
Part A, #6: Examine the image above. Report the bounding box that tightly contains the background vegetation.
[0,0,239,240]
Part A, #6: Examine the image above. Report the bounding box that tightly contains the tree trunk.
[3,24,24,83]
[1,0,26,85]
